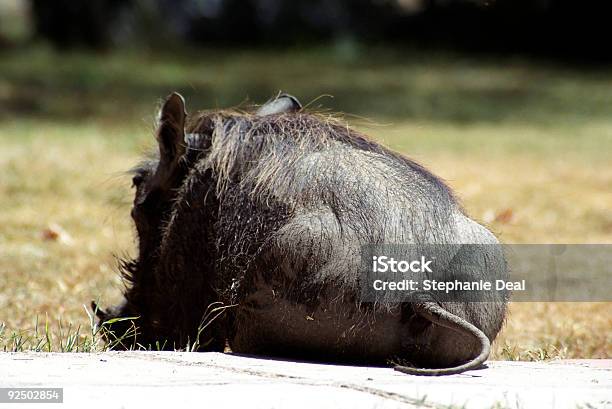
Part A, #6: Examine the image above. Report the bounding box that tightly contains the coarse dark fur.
[94,92,508,375]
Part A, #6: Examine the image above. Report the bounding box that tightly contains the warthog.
[93,92,507,375]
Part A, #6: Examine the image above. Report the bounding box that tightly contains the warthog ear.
[154,93,187,189]
[157,92,187,163]
[256,92,302,116]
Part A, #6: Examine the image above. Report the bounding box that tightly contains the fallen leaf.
[494,208,514,224]
[41,228,58,241]
[41,223,74,246]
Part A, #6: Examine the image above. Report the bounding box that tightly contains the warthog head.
[93,93,196,348]
[93,92,301,349]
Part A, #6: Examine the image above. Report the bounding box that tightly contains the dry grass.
[0,47,610,357]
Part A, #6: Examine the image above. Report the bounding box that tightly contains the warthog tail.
[394,301,490,376]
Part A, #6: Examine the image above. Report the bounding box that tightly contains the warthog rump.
[94,92,508,376]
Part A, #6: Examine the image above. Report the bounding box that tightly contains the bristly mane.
[183,111,455,206]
